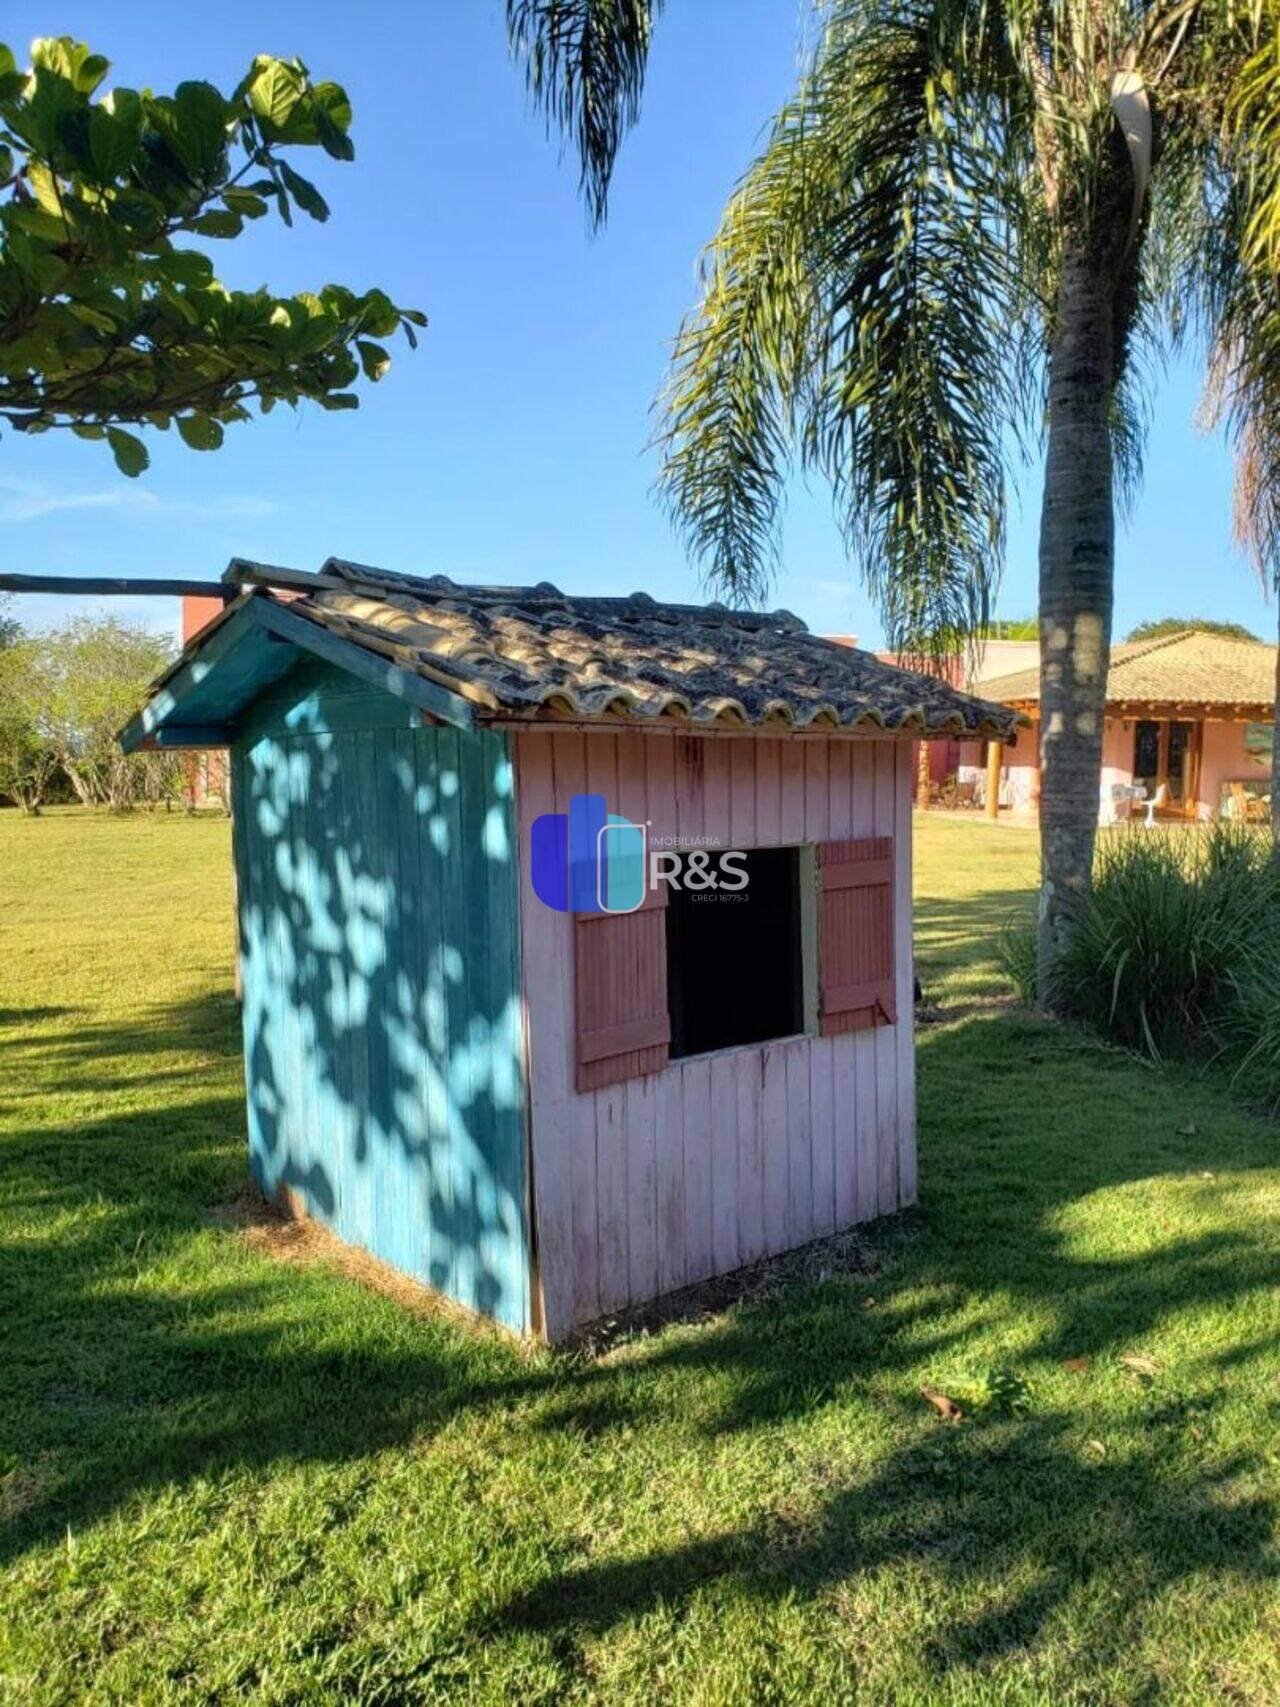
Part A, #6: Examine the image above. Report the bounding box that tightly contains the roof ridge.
[316,558,811,631]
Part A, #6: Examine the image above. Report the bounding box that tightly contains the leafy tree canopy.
[1125,617,1263,644]
[0,37,425,475]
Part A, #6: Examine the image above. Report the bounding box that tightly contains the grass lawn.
[1,806,1276,1703]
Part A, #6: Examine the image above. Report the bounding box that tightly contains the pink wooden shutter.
[574,883,670,1093]
[818,836,897,1036]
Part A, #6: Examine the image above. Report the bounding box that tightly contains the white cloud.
[0,477,278,524]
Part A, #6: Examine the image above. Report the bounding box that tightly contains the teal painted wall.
[231,658,530,1332]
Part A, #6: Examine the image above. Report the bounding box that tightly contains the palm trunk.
[1036,237,1117,1002]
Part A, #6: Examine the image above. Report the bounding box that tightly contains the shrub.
[1002,825,1280,1110]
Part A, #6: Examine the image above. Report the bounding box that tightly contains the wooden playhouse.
[122,562,1020,1340]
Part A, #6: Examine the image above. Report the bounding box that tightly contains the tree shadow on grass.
[2,997,1276,1687]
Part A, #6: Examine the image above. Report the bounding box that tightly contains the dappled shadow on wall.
[236,721,527,1329]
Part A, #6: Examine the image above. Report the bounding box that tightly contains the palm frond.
[658,0,1038,656]
[508,0,662,228]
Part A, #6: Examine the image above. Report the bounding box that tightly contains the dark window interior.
[667,846,804,1059]
[1134,720,1161,789]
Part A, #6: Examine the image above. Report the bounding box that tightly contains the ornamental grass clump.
[1004,825,1280,1108]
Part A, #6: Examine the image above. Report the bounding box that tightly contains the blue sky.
[3,1,1273,649]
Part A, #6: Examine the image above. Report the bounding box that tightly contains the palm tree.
[509,0,1280,990]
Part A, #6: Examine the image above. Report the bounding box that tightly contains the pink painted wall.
[514,729,916,1340]
[970,716,1270,821]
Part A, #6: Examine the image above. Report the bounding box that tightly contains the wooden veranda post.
[986,741,1001,821]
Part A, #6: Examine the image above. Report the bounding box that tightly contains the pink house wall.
[964,715,1270,821]
[514,729,917,1340]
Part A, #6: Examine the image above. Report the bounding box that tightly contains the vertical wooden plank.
[681,1056,714,1285]
[777,1036,811,1245]
[654,1066,687,1293]
[779,737,806,845]
[755,738,782,847]
[617,731,658,1307]
[555,733,602,1324]
[710,1051,739,1275]
[644,727,677,850]
[736,1052,765,1265]
[370,729,403,1279]
[808,1036,836,1237]
[702,738,732,853]
[342,730,377,1252]
[453,728,492,1314]
[729,739,755,849]
[586,733,628,1312]
[853,740,880,1222]
[827,740,854,838]
[674,733,704,852]
[894,740,918,1206]
[761,1040,790,1253]
[873,741,900,1216]
[803,739,830,843]
[514,730,576,1339]
[413,720,447,1290]
[814,738,852,1231]
[418,722,455,1301]
[646,727,684,1297]
[232,748,270,1194]
[832,1033,860,1228]
[624,1074,658,1304]
[480,731,529,1329]
[433,724,468,1303]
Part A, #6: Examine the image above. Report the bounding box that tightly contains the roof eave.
[119,593,476,754]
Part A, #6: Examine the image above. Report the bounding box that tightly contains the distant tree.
[21,615,174,810]
[0,37,424,476]
[0,592,19,648]
[1125,617,1263,644]
[0,640,56,812]
[979,618,1040,642]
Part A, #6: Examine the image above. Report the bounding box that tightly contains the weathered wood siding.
[514,729,916,1339]
[232,659,531,1333]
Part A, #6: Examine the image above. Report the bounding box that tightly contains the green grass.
[1,807,1276,1704]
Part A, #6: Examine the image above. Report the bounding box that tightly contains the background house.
[972,628,1277,821]
[128,563,1018,1338]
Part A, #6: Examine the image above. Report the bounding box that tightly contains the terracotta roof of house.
[209,559,1019,738]
[981,629,1278,711]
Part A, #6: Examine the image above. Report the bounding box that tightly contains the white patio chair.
[1141,782,1169,828]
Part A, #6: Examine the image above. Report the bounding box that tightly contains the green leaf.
[155,247,214,287]
[70,422,105,440]
[107,427,149,477]
[317,392,359,411]
[313,82,355,161]
[222,187,268,219]
[176,413,224,451]
[278,160,328,222]
[171,80,230,176]
[76,53,109,95]
[247,56,305,137]
[357,340,391,381]
[187,209,242,239]
[88,105,139,181]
